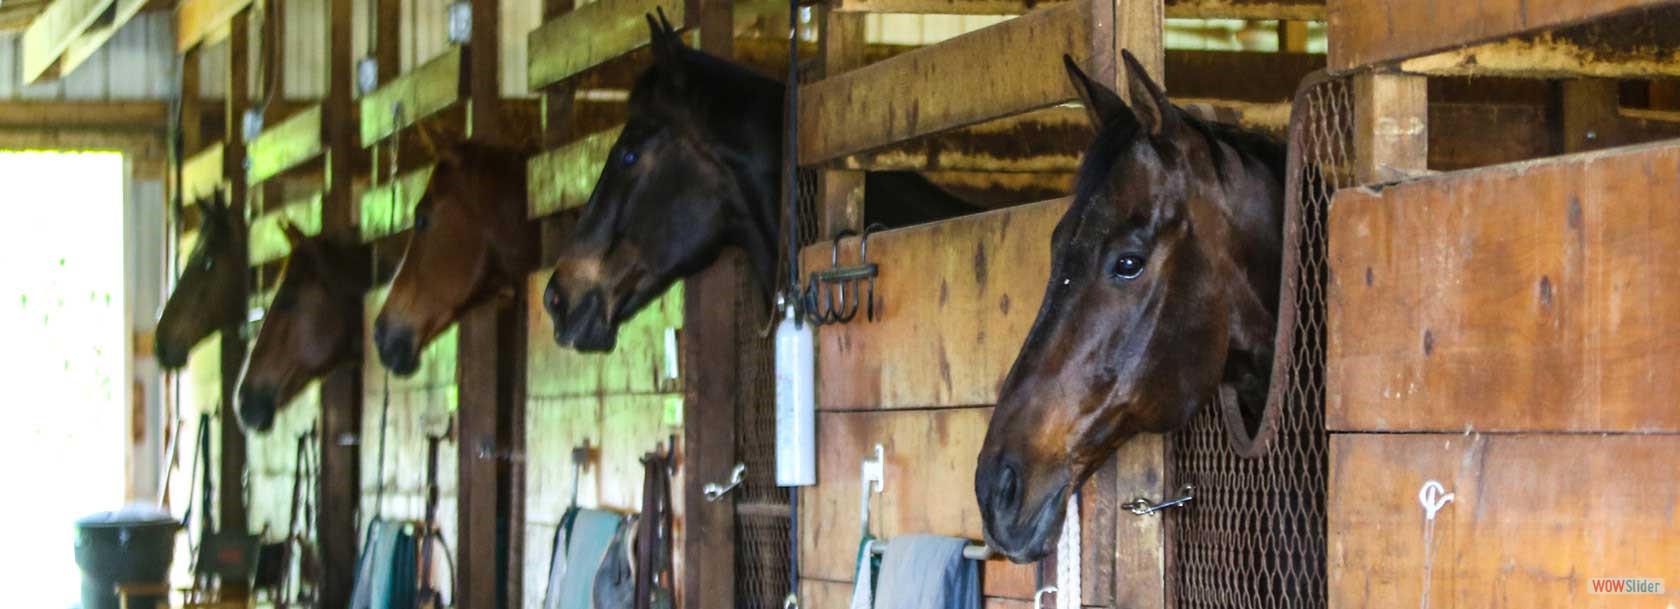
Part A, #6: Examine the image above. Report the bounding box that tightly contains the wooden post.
[681,4,740,609]
[1277,20,1309,53]
[316,0,361,605]
[1102,1,1162,608]
[456,0,521,604]
[1353,71,1428,184]
[218,9,253,591]
[1558,78,1621,154]
[817,7,866,238]
[181,49,203,160]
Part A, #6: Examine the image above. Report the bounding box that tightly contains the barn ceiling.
[0,0,53,33]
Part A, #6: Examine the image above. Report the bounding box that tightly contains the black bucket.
[74,506,180,609]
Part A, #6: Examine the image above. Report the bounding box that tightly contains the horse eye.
[1112,255,1147,280]
[202,257,213,271]
[621,149,638,167]
[414,213,431,232]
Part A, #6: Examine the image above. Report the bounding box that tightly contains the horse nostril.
[373,316,389,346]
[544,280,564,315]
[995,462,1022,513]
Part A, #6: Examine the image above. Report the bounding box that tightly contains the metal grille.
[732,164,820,609]
[1167,72,1351,609]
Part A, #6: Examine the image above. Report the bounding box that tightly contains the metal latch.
[703,463,747,502]
[1123,484,1194,516]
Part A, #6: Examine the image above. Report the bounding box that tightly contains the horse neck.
[699,74,785,300]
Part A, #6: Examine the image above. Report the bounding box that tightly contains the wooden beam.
[1329,139,1680,433]
[359,165,433,242]
[526,124,621,219]
[218,7,252,569]
[0,100,167,128]
[247,104,324,186]
[1327,0,1680,73]
[316,0,358,604]
[58,0,146,77]
[247,192,322,266]
[359,47,464,147]
[1330,434,1680,609]
[177,0,255,52]
[798,2,1098,164]
[20,0,116,83]
[818,5,868,238]
[828,0,1322,18]
[1353,72,1429,184]
[1401,34,1680,80]
[526,0,687,91]
[182,142,226,203]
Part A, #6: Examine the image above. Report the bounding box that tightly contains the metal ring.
[859,222,887,264]
[830,229,858,267]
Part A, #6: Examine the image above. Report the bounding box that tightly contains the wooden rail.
[59,0,148,77]
[798,2,1098,164]
[359,165,433,242]
[360,48,466,147]
[832,0,1323,18]
[181,144,226,202]
[1327,0,1680,73]
[526,0,784,91]
[1329,139,1680,433]
[248,193,324,266]
[176,0,255,52]
[526,125,623,218]
[248,106,326,186]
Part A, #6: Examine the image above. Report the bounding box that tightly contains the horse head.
[156,190,244,369]
[975,52,1284,562]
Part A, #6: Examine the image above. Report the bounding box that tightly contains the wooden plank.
[247,105,324,186]
[1353,72,1429,184]
[176,0,255,52]
[802,198,1064,410]
[359,165,433,242]
[316,0,359,603]
[19,0,116,83]
[797,2,1094,164]
[1329,433,1680,609]
[679,255,737,609]
[359,46,464,147]
[1328,140,1680,433]
[0,100,168,128]
[526,124,623,219]
[799,408,1038,598]
[58,0,146,77]
[526,0,686,91]
[802,578,1039,609]
[1401,36,1680,80]
[182,143,226,202]
[1327,0,1680,73]
[247,192,323,266]
[217,7,252,566]
[830,0,1323,18]
[455,296,523,609]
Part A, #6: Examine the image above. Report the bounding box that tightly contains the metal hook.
[1124,484,1195,516]
[1033,587,1059,609]
[703,463,748,502]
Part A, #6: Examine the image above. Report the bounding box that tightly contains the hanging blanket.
[872,535,981,609]
[545,508,625,609]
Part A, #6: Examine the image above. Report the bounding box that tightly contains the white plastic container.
[774,302,816,487]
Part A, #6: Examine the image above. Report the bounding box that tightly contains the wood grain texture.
[797,408,1038,599]
[181,143,226,203]
[247,104,324,186]
[247,191,323,266]
[56,0,145,77]
[526,124,623,219]
[359,47,463,147]
[1327,0,1680,72]
[1354,72,1428,184]
[1329,140,1680,433]
[797,3,1092,164]
[525,0,686,91]
[1329,433,1680,609]
[803,198,1065,410]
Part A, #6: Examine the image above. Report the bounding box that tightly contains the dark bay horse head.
[237,225,370,432]
[373,140,536,375]
[544,12,783,352]
[975,53,1285,563]
[156,190,244,369]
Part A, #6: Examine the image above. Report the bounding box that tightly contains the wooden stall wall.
[244,377,324,543]
[797,199,1148,607]
[360,287,462,598]
[520,271,686,609]
[1327,140,1680,609]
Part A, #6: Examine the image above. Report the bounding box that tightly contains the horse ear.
[646,11,686,88]
[280,220,306,249]
[1063,55,1132,130]
[1121,50,1178,137]
[415,121,462,168]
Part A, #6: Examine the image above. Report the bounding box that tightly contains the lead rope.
[1054,495,1081,609]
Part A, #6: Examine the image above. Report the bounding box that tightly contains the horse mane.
[1073,107,1285,204]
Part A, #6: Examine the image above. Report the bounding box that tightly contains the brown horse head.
[237,224,369,432]
[543,13,784,352]
[975,53,1285,562]
[156,190,244,369]
[373,140,536,375]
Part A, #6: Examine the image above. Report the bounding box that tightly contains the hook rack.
[801,224,885,326]
[859,444,885,533]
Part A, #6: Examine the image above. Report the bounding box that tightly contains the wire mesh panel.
[732,166,821,609]
[1167,73,1351,609]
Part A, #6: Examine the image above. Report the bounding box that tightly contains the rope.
[1054,494,1081,609]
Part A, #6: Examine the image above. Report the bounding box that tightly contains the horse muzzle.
[975,454,1069,563]
[237,386,278,433]
[372,316,421,376]
[549,287,618,352]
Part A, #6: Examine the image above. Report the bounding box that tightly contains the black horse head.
[975,53,1286,562]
